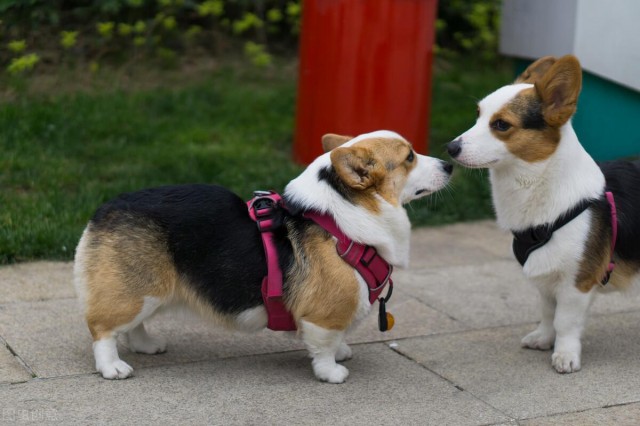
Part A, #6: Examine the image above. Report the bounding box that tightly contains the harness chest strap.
[511,191,618,285]
[302,211,393,305]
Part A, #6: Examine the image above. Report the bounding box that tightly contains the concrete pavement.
[1,220,640,425]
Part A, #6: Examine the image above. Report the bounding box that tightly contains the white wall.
[500,0,640,91]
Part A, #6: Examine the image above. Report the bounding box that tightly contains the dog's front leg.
[522,282,556,350]
[550,280,596,373]
[300,320,349,384]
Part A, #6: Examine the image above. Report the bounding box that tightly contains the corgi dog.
[447,55,640,373]
[74,130,452,383]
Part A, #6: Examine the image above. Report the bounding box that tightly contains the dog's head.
[447,55,583,168]
[319,130,452,208]
[285,130,451,265]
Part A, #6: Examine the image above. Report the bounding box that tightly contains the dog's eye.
[406,150,415,163]
[491,119,512,132]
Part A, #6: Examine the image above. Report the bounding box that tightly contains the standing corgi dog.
[74,130,452,383]
[447,55,640,373]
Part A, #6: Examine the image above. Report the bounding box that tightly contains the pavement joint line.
[513,398,640,423]
[383,341,517,424]
[485,421,520,426]
[0,295,79,306]
[0,334,37,379]
[402,292,462,322]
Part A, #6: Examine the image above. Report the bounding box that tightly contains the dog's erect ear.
[515,56,557,84]
[330,146,375,190]
[322,134,352,152]
[535,55,582,127]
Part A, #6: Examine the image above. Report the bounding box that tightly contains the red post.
[293,0,439,164]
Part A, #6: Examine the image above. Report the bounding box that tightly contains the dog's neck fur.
[490,123,605,231]
[284,152,411,268]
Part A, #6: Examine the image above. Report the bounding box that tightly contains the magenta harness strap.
[601,191,618,285]
[247,191,394,331]
[302,211,393,305]
[247,191,296,331]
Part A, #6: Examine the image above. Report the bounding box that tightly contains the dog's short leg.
[88,297,164,379]
[126,323,167,354]
[522,285,556,350]
[94,334,134,379]
[300,320,349,383]
[335,340,353,362]
[551,282,595,373]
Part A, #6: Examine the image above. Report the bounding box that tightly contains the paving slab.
[394,260,640,329]
[0,292,463,378]
[0,261,74,303]
[0,343,32,384]
[392,311,640,420]
[394,260,538,328]
[521,401,640,425]
[0,343,510,426]
[408,221,512,270]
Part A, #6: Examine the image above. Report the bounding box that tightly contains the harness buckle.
[248,191,282,233]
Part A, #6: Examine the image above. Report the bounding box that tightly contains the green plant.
[436,0,501,61]
[60,30,77,49]
[7,39,27,53]
[7,53,40,74]
[0,1,303,75]
[244,41,272,68]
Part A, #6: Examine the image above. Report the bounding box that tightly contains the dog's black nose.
[442,161,454,175]
[447,139,462,158]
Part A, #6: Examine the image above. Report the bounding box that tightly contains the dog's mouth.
[453,158,498,169]
[415,189,431,196]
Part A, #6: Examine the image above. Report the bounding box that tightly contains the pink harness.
[601,191,618,285]
[247,191,394,331]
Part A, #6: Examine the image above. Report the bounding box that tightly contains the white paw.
[335,343,352,362]
[129,335,167,355]
[551,351,581,373]
[314,363,349,384]
[98,360,134,379]
[521,329,555,350]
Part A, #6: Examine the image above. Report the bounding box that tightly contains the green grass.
[0,57,513,264]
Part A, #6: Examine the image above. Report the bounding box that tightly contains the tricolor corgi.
[74,130,452,383]
[447,55,640,373]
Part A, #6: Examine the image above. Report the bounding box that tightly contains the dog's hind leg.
[89,296,165,379]
[550,280,596,373]
[522,283,556,350]
[300,320,349,384]
[125,322,167,355]
[124,298,166,354]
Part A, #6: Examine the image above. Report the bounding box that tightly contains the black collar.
[512,198,596,266]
